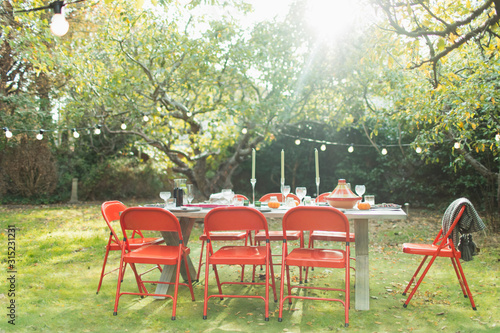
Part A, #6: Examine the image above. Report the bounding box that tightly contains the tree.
[366,0,500,212]
[57,0,326,198]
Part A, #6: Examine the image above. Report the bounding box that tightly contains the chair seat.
[108,237,164,251]
[286,248,346,268]
[124,245,190,265]
[310,231,355,242]
[209,246,268,265]
[199,231,247,241]
[254,230,301,242]
[402,243,458,258]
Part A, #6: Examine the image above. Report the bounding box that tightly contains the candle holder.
[280,178,285,202]
[316,177,320,198]
[250,178,256,205]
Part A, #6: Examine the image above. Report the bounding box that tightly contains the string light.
[320,144,326,151]
[72,128,80,138]
[454,142,461,149]
[50,2,69,37]
[496,134,500,142]
[241,128,248,134]
[120,122,127,130]
[415,146,422,154]
[36,129,44,140]
[3,127,13,138]
[94,125,101,135]
[381,148,388,155]
[295,139,301,145]
[348,145,354,153]
[142,114,149,122]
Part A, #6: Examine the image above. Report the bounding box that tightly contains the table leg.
[354,218,369,310]
[154,217,196,297]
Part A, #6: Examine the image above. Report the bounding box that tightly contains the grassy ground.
[0,202,499,332]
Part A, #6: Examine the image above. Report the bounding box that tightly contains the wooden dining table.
[153,205,406,311]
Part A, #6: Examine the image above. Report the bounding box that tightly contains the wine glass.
[186,184,194,204]
[281,185,291,203]
[295,186,307,205]
[355,185,366,199]
[159,191,171,206]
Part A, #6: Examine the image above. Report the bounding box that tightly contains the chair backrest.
[234,194,249,200]
[204,206,268,235]
[435,205,466,249]
[101,201,128,243]
[259,193,300,203]
[283,206,350,241]
[120,207,183,241]
[315,192,332,203]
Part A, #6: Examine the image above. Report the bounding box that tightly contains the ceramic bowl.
[325,196,361,209]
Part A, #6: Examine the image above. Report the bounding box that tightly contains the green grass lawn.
[1,202,499,332]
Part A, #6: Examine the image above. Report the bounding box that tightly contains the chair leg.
[196,239,206,281]
[451,257,477,310]
[403,255,437,308]
[402,255,428,296]
[96,247,111,294]
[203,241,211,319]
[278,252,287,322]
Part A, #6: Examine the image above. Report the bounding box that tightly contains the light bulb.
[348,145,354,153]
[94,128,101,135]
[415,146,422,154]
[454,142,461,149]
[381,148,388,155]
[295,139,301,145]
[143,115,149,122]
[3,127,13,138]
[241,128,247,134]
[121,123,127,130]
[72,129,80,138]
[496,134,500,142]
[320,144,326,151]
[36,130,44,140]
[50,13,69,37]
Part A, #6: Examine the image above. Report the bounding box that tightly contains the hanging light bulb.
[496,134,500,142]
[320,144,326,151]
[72,128,80,138]
[295,139,301,145]
[49,1,69,37]
[94,125,101,135]
[348,145,354,153]
[415,146,422,154]
[3,127,13,138]
[381,148,388,155]
[454,142,461,149]
[36,129,44,140]
[143,114,149,122]
[241,128,248,134]
[121,122,127,130]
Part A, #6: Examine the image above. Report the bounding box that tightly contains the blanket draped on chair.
[441,198,486,254]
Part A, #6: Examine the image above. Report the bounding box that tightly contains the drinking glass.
[296,186,307,205]
[355,185,366,199]
[186,184,194,204]
[281,185,291,203]
[159,191,171,206]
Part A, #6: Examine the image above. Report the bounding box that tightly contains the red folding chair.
[96,201,164,294]
[306,229,355,282]
[315,192,332,203]
[259,192,300,203]
[202,206,277,321]
[113,207,195,319]
[278,206,350,328]
[197,194,252,281]
[401,205,477,310]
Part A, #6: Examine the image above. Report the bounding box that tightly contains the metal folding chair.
[278,206,350,327]
[113,207,195,320]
